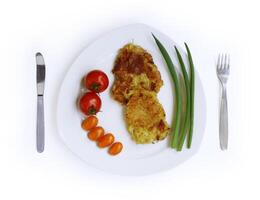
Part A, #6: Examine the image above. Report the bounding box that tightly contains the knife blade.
[36,52,45,153]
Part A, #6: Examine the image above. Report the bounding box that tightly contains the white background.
[0,0,257,199]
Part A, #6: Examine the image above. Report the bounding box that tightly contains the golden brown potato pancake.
[111,43,169,144]
[125,90,169,144]
[111,43,163,104]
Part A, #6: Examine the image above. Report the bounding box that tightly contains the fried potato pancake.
[125,90,169,144]
[111,43,169,144]
[111,43,163,104]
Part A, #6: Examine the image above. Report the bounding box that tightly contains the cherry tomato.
[84,70,109,93]
[78,92,101,115]
[81,116,98,131]
[87,126,105,141]
[108,142,123,156]
[97,133,115,148]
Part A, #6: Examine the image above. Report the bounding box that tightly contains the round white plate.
[57,24,206,176]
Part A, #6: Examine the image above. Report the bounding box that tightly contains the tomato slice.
[108,142,123,155]
[97,133,115,148]
[81,116,98,131]
[87,126,105,141]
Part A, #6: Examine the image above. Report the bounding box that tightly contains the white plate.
[57,24,206,176]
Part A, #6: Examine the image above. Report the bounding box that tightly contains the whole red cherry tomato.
[84,70,109,93]
[78,92,101,115]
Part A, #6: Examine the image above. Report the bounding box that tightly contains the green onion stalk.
[185,43,195,148]
[152,34,181,149]
[174,46,190,151]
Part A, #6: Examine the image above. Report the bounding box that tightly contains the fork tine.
[227,54,230,71]
[217,54,221,70]
[217,53,230,73]
[221,54,224,70]
[224,54,228,70]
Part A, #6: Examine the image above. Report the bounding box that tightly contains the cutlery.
[217,54,230,150]
[36,53,46,153]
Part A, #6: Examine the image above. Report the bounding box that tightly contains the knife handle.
[37,95,45,153]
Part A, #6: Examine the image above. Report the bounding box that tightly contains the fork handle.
[219,85,228,150]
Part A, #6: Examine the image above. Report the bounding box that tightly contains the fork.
[217,54,230,150]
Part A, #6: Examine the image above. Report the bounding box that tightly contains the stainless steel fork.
[217,54,230,150]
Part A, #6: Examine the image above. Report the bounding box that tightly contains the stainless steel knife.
[36,53,45,153]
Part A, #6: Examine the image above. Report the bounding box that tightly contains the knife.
[36,52,45,153]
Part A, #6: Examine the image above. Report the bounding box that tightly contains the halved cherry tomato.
[108,142,123,156]
[97,133,115,148]
[84,70,109,93]
[81,116,98,131]
[87,126,105,141]
[78,92,101,115]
